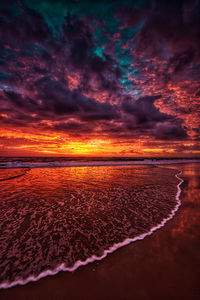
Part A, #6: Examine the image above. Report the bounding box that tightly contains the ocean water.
[0,158,186,289]
[0,156,199,168]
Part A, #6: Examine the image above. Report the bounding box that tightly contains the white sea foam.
[0,159,199,169]
[0,170,184,290]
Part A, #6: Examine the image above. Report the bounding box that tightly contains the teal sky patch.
[22,0,149,94]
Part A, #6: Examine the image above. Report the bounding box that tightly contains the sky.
[0,0,200,157]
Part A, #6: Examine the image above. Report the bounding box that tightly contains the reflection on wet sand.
[0,163,199,300]
[0,165,180,287]
[164,164,200,241]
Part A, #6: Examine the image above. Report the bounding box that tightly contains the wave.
[0,169,184,290]
[0,159,199,169]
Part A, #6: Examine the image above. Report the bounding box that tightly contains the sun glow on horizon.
[1,128,199,157]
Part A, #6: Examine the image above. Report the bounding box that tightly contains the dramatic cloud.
[0,0,199,156]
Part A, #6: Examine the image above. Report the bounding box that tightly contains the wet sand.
[1,163,200,300]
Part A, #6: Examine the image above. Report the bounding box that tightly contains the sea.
[0,157,199,289]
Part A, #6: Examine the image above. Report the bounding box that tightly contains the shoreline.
[0,159,200,169]
[0,163,199,299]
[0,167,184,290]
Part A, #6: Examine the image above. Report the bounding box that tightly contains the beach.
[0,163,200,300]
[1,0,200,298]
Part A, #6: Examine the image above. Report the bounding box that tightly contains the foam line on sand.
[0,170,184,290]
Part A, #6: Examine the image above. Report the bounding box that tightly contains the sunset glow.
[0,0,200,157]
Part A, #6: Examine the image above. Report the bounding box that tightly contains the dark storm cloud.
[153,121,188,140]
[0,0,198,144]
[0,1,51,47]
[5,91,38,110]
[88,95,187,140]
[122,95,170,125]
[3,77,119,122]
[62,16,120,95]
[2,82,187,140]
[116,5,144,28]
[34,77,119,120]
[63,16,94,68]
[135,0,200,60]
[0,1,120,96]
[120,95,187,139]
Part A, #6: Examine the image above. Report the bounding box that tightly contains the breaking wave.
[0,165,183,289]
